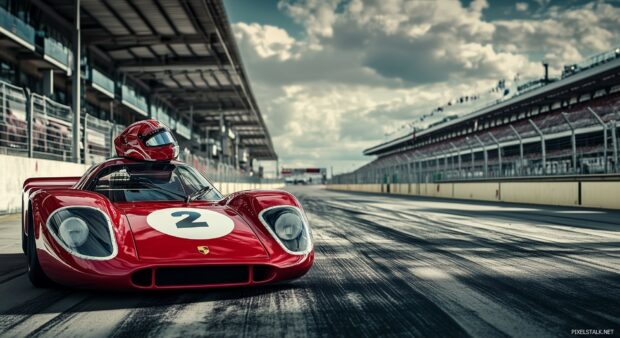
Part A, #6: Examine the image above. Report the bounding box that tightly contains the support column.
[417,161,422,184]
[529,119,546,174]
[450,142,461,178]
[612,120,618,173]
[42,69,54,97]
[189,105,194,142]
[219,113,225,164]
[474,135,487,177]
[26,88,33,158]
[510,125,523,176]
[561,113,577,174]
[488,132,502,177]
[435,153,439,181]
[71,0,81,163]
[588,107,608,173]
[466,137,474,177]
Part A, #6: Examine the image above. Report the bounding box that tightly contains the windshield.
[90,162,222,202]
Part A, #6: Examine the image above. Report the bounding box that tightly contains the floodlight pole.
[488,132,502,177]
[509,125,524,176]
[588,107,608,173]
[529,119,546,175]
[561,112,578,174]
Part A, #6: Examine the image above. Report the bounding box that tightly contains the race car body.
[21,120,313,289]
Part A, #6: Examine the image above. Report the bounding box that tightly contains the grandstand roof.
[32,0,277,160]
[364,56,620,156]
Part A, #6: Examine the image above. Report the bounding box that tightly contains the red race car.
[21,120,313,289]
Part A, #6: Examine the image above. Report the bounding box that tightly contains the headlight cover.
[46,206,117,260]
[259,206,311,254]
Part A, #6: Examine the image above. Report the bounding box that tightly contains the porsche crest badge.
[197,246,210,255]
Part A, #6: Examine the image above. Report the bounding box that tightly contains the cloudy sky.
[223,0,620,175]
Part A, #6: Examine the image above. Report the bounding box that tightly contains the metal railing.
[563,46,620,78]
[31,93,73,161]
[0,82,28,155]
[84,114,113,165]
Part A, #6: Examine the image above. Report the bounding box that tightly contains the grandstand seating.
[355,91,620,182]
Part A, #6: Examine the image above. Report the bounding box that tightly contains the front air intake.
[131,268,152,287]
[154,266,249,286]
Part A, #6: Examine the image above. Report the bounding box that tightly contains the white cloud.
[232,1,620,173]
[516,2,529,12]
[233,22,300,60]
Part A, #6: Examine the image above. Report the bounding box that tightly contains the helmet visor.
[145,130,176,147]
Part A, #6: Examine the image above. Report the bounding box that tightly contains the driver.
[114,119,179,161]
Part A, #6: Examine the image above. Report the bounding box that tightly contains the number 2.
[172,211,209,228]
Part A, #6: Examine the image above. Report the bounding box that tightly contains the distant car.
[22,120,313,289]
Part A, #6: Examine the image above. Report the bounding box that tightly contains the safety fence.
[333,95,620,185]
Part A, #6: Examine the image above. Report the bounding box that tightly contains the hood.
[118,202,269,263]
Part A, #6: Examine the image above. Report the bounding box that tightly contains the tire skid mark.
[329,199,620,273]
[0,290,70,332]
[302,193,620,334]
[300,201,473,336]
[109,294,191,338]
[24,295,93,338]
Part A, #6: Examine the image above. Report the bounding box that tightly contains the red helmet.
[114,119,179,161]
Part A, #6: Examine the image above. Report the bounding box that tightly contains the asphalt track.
[0,185,619,337]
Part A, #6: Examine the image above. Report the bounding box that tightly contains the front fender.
[29,189,139,272]
[222,190,312,266]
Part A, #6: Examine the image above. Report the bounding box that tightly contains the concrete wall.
[453,182,500,201]
[581,182,620,209]
[500,182,579,206]
[421,183,453,198]
[327,180,620,209]
[0,154,285,214]
[0,155,90,214]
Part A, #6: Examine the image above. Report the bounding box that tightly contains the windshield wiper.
[187,185,214,203]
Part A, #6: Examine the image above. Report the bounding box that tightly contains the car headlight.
[259,206,311,254]
[274,212,303,240]
[58,217,89,248]
[46,206,117,260]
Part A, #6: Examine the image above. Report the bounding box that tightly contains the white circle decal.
[146,208,235,240]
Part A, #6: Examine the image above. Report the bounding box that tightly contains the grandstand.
[0,0,276,182]
[333,47,620,184]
